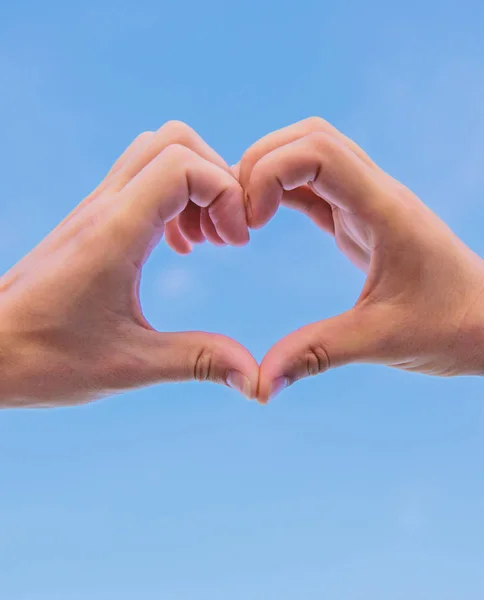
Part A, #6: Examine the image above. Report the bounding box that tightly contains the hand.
[239,117,484,402]
[0,121,258,408]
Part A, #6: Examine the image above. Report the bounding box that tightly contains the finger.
[111,144,247,263]
[239,116,378,192]
[177,202,206,244]
[106,131,155,178]
[245,132,385,229]
[66,121,229,234]
[131,329,260,401]
[109,122,248,247]
[200,208,227,245]
[164,218,193,254]
[30,124,235,264]
[234,161,335,234]
[207,182,250,247]
[257,306,381,403]
[111,120,231,190]
[234,162,334,235]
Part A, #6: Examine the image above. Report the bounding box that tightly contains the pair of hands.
[1,117,483,408]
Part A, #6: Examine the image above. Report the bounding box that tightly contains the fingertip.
[209,188,251,247]
[255,394,269,406]
[269,377,292,401]
[166,240,193,255]
[169,233,196,254]
[256,376,292,404]
[227,229,250,247]
[164,217,197,254]
[177,245,194,255]
[244,174,280,229]
[230,163,241,179]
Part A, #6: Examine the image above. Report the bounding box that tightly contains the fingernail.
[268,377,291,402]
[226,370,252,400]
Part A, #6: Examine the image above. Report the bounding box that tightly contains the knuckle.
[305,343,331,376]
[136,130,154,143]
[305,131,339,160]
[160,120,195,143]
[193,335,227,382]
[303,116,328,131]
[193,346,215,382]
[305,130,331,149]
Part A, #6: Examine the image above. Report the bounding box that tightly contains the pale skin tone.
[1,117,483,407]
[0,121,258,407]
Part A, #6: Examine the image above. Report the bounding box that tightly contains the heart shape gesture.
[1,118,483,408]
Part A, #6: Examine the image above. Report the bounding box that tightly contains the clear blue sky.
[1,1,484,598]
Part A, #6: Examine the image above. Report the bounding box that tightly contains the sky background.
[1,1,484,598]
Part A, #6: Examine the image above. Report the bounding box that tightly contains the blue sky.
[1,1,484,598]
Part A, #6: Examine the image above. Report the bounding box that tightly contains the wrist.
[0,312,42,407]
[455,274,484,377]
[0,330,25,407]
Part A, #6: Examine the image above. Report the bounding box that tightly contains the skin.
[0,121,258,407]
[1,117,483,407]
[237,117,484,402]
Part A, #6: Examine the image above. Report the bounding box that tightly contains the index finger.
[239,116,379,193]
[245,132,386,229]
[110,144,248,265]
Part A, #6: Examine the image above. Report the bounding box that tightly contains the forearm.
[455,280,484,377]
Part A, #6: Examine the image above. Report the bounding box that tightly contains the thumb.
[258,307,382,403]
[129,329,259,400]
